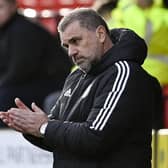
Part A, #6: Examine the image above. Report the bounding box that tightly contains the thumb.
[15,97,30,110]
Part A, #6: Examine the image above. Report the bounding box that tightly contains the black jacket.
[24,28,162,168]
[0,12,72,113]
[0,12,71,87]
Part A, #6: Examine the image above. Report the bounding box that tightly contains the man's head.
[0,0,17,27]
[136,0,153,9]
[58,8,113,73]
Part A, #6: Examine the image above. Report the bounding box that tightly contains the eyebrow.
[62,36,82,48]
[69,36,81,43]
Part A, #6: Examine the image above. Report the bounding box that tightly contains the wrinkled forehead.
[0,0,8,6]
[59,21,91,43]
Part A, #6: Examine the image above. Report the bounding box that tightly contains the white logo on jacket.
[64,89,72,97]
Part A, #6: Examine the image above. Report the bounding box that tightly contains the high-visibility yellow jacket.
[108,2,168,86]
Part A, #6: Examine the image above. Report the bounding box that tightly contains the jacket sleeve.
[23,134,53,152]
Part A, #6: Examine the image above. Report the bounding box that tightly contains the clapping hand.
[0,98,48,137]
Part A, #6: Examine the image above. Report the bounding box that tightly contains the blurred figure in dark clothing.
[92,0,118,22]
[0,0,72,127]
[163,0,168,7]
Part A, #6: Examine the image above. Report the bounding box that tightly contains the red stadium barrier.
[17,0,94,11]
[17,0,94,34]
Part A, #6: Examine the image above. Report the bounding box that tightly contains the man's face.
[59,21,105,72]
[0,0,16,27]
[136,0,153,8]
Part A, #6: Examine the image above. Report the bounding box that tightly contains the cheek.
[80,38,100,58]
[85,41,98,53]
[90,42,102,54]
[0,12,10,22]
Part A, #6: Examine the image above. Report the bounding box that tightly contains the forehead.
[0,0,8,5]
[0,0,12,9]
[60,21,90,42]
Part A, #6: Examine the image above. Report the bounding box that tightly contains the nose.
[68,45,78,58]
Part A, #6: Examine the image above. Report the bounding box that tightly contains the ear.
[95,25,106,43]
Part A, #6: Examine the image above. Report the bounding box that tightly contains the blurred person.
[163,0,168,7]
[0,8,162,168]
[108,0,168,129]
[0,0,71,126]
[92,0,118,22]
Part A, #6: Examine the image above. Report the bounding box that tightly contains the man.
[0,8,162,168]
[0,0,71,119]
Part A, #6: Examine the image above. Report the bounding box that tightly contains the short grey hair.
[6,0,16,3]
[58,8,110,36]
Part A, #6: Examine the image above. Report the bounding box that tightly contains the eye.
[70,37,81,46]
[71,39,77,44]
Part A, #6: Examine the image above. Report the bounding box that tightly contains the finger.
[0,115,6,120]
[0,112,9,120]
[8,122,24,132]
[2,118,10,125]
[1,114,12,125]
[8,110,28,121]
[0,111,7,113]
[15,98,30,110]
[31,102,43,113]
[9,113,27,128]
[0,111,8,115]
